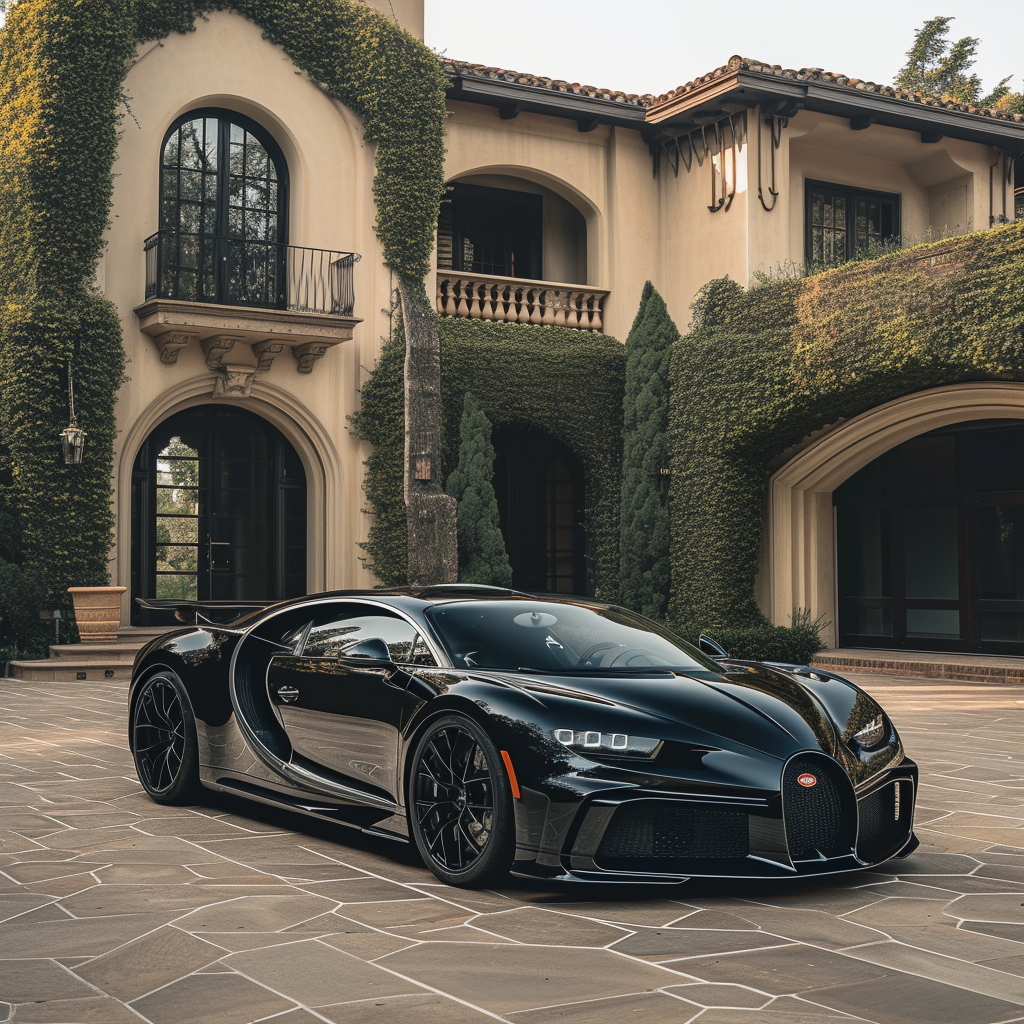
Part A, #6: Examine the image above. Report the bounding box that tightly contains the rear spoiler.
[134,598,274,626]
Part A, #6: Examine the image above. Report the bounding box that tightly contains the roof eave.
[647,72,1024,150]
[446,72,648,130]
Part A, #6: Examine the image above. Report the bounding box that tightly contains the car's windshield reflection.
[424,600,718,674]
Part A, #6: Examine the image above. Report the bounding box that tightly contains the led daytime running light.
[553,729,660,757]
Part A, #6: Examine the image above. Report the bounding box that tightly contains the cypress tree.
[620,281,678,619]
[446,394,513,588]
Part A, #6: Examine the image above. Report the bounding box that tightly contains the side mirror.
[698,633,729,658]
[343,637,393,662]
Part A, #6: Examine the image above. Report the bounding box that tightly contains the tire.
[131,670,202,805]
[408,713,516,887]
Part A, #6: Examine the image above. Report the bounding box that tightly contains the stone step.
[7,659,135,682]
[811,648,1024,685]
[50,642,150,661]
[5,626,182,683]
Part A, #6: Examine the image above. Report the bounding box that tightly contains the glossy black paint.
[128,587,919,883]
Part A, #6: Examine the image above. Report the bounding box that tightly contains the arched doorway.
[131,406,306,624]
[835,419,1024,653]
[492,429,586,594]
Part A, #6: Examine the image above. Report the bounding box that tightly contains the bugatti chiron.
[128,586,918,887]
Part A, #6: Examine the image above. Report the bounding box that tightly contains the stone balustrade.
[436,272,609,332]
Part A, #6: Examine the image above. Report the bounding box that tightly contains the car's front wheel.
[131,671,201,805]
[408,714,515,887]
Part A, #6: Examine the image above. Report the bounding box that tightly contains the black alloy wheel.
[131,672,201,804]
[409,714,515,887]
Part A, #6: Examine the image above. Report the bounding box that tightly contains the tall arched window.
[155,109,288,308]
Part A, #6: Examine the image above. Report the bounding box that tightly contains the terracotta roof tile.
[651,55,1024,122]
[441,58,653,107]
[442,54,1024,125]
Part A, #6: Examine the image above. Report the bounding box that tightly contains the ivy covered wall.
[0,0,448,656]
[354,316,626,599]
[669,222,1024,641]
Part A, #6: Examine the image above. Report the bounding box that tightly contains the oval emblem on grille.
[797,773,817,788]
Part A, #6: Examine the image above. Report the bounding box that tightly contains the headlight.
[852,715,888,750]
[553,729,661,758]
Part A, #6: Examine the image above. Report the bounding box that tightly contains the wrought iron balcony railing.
[436,271,609,332]
[144,230,359,316]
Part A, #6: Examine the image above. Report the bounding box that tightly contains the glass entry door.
[131,406,306,624]
[835,420,1024,653]
[492,429,586,595]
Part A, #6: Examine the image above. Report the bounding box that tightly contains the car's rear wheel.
[131,671,201,804]
[409,714,515,887]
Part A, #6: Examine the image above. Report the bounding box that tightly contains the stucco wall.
[107,10,395,611]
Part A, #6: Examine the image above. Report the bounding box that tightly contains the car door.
[266,605,434,800]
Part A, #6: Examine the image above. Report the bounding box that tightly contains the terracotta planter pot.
[68,586,127,643]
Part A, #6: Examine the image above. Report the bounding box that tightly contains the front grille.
[783,755,855,860]
[596,801,749,871]
[857,780,913,862]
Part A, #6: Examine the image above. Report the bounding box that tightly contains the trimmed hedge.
[620,281,676,620]
[446,393,513,587]
[669,222,1024,645]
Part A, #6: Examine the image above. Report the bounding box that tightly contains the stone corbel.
[153,331,197,364]
[201,335,243,369]
[293,342,331,374]
[252,340,285,372]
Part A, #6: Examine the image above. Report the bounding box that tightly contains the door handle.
[275,685,299,703]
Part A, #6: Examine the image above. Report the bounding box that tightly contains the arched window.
[155,109,288,308]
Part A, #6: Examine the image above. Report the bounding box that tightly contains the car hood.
[508,662,836,760]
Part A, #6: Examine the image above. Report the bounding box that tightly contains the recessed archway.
[114,376,341,623]
[129,404,306,624]
[766,383,1024,649]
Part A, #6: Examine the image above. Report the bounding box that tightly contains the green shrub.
[677,614,826,665]
[446,394,512,587]
[620,281,677,620]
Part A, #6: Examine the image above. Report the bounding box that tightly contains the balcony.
[135,230,362,395]
[436,272,609,332]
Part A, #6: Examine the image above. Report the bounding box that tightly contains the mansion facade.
[102,0,1023,654]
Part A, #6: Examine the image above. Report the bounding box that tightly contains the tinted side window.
[302,609,435,665]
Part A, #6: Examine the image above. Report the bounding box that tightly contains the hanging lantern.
[59,360,87,465]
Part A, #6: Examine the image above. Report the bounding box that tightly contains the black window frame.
[157,107,290,306]
[437,182,543,280]
[804,179,901,269]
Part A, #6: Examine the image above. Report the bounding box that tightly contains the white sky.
[424,0,1022,100]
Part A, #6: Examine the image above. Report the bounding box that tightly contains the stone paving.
[1,673,1023,1024]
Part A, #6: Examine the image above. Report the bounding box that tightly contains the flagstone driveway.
[1,673,1022,1024]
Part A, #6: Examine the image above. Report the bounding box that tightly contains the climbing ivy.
[0,0,449,657]
[0,1,134,655]
[354,315,626,598]
[439,318,626,601]
[668,222,1024,648]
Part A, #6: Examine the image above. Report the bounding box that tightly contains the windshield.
[424,599,718,674]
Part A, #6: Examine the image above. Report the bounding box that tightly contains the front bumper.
[510,754,919,883]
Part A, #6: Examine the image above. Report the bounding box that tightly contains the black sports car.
[128,586,918,887]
